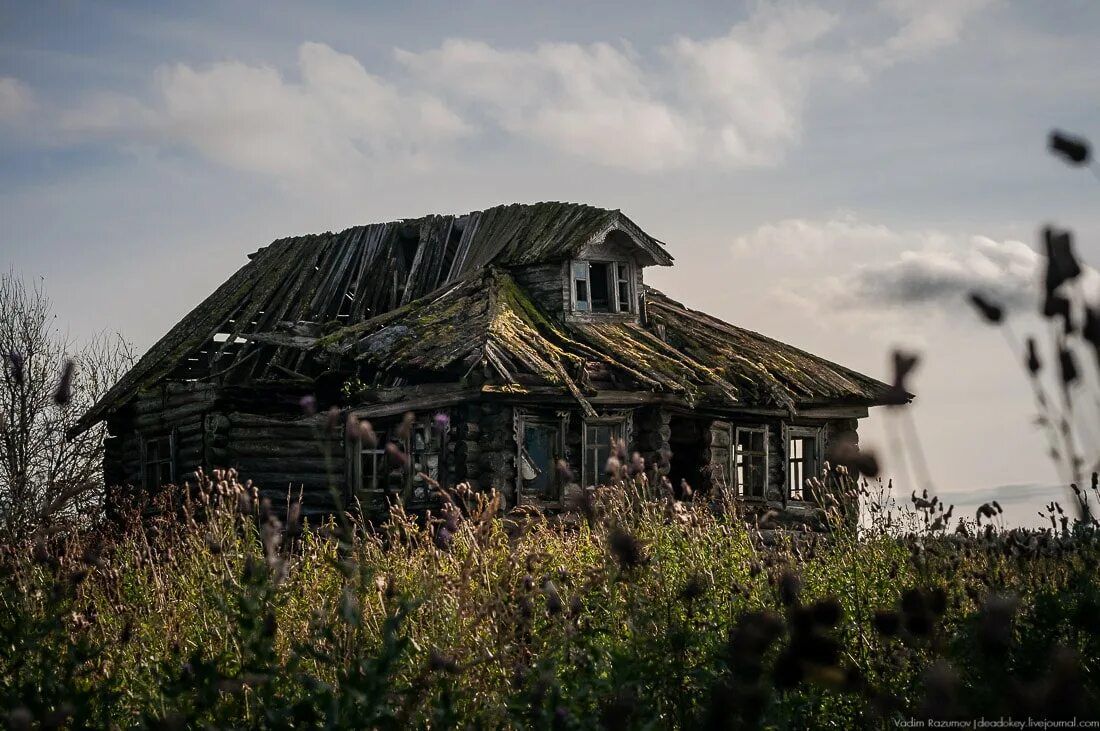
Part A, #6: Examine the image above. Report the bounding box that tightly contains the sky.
[2,0,1099,526]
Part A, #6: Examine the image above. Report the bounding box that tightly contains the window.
[356,418,447,501]
[616,263,631,311]
[573,261,590,312]
[571,260,633,314]
[734,426,768,499]
[409,422,442,499]
[582,420,625,487]
[517,415,564,504]
[359,427,396,495]
[786,427,822,501]
[142,433,175,491]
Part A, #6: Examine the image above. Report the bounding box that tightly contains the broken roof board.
[72,202,670,435]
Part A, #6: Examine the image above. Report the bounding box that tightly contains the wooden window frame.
[514,409,568,507]
[349,416,448,503]
[733,425,768,501]
[784,425,824,502]
[140,430,177,491]
[581,413,633,488]
[570,259,634,314]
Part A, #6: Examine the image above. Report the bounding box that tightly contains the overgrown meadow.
[3,464,1100,729]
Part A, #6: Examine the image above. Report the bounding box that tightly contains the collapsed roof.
[72,201,895,437]
[72,202,671,435]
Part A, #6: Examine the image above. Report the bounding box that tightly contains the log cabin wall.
[224,411,343,518]
[509,263,569,318]
[103,382,219,505]
[477,402,516,507]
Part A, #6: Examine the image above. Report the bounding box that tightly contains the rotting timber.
[74,202,906,524]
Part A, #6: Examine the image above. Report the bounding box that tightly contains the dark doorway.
[589,262,611,312]
[668,415,707,498]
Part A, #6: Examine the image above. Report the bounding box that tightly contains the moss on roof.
[317,269,894,413]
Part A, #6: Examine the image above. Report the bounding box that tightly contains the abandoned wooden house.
[71,202,900,523]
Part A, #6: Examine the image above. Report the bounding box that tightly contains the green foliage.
[1,470,1099,729]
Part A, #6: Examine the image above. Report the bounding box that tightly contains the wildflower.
[544,580,563,615]
[555,459,574,484]
[1026,337,1042,375]
[778,570,801,607]
[809,598,842,628]
[53,358,75,405]
[968,292,1003,324]
[429,648,458,674]
[1044,226,1082,294]
[608,527,646,568]
[872,610,900,636]
[887,350,919,404]
[1049,130,1091,165]
[385,442,409,469]
[678,573,707,603]
[1059,346,1079,385]
[396,411,415,441]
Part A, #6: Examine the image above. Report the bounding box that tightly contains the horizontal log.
[230,426,334,441]
[228,412,327,429]
[229,457,340,473]
[227,440,335,458]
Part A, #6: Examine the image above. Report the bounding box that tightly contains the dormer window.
[572,260,633,314]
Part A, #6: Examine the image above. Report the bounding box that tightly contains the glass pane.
[575,280,589,310]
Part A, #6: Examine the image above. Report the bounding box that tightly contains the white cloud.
[50,0,996,177]
[733,214,1042,315]
[0,77,35,122]
[868,0,995,67]
[62,42,470,176]
[397,1,994,171]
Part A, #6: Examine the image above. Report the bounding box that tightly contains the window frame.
[140,430,176,492]
[514,410,569,507]
[581,414,632,488]
[784,425,824,502]
[733,424,769,501]
[350,416,448,503]
[570,259,634,314]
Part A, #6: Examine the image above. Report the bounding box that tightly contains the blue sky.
[2,0,1100,525]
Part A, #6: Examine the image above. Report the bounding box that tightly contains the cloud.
[0,77,35,122]
[62,42,470,176]
[733,214,1041,315]
[868,0,996,67]
[842,234,1040,311]
[49,0,995,177]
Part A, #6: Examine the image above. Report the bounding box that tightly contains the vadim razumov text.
[893,718,1100,729]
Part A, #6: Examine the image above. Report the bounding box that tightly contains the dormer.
[503,212,672,323]
[564,223,673,323]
